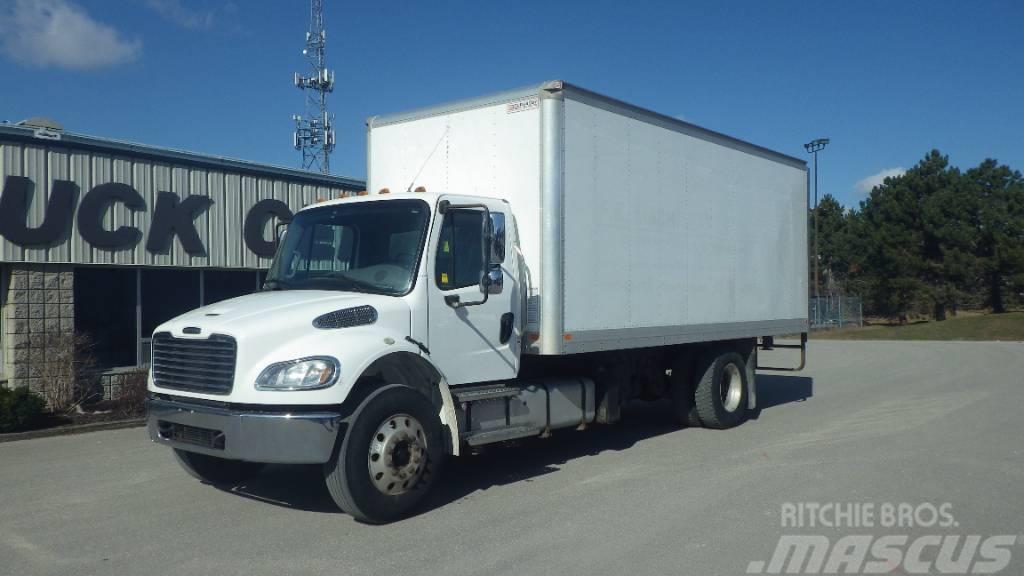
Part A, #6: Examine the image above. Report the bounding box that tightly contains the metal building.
[0,120,364,391]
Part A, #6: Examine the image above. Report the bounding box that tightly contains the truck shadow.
[219,374,813,517]
[749,374,814,417]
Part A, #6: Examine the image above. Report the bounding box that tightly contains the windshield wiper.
[326,273,387,294]
[278,274,384,294]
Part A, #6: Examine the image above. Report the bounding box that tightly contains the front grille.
[152,332,237,395]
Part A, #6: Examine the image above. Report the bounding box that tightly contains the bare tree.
[36,333,99,414]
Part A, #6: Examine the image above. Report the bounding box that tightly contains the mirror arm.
[273,217,292,243]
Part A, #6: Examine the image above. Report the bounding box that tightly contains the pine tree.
[859,165,924,321]
[813,151,1023,320]
[921,158,975,317]
[964,159,1024,312]
[812,194,852,295]
[858,150,962,320]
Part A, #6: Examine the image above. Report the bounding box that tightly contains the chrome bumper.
[147,396,342,464]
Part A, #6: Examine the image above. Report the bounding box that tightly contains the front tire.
[693,350,749,429]
[324,386,444,524]
[174,449,264,486]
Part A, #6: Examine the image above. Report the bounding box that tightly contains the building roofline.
[0,124,365,189]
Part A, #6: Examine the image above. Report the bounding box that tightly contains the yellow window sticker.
[440,273,449,285]
[443,241,450,253]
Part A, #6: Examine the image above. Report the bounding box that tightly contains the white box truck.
[147,81,809,523]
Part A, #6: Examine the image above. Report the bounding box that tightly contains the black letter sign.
[0,176,77,246]
[146,192,214,255]
[244,199,293,258]
[76,182,146,249]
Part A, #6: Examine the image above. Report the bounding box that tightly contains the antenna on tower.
[293,0,335,174]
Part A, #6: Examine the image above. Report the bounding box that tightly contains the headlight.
[255,357,340,391]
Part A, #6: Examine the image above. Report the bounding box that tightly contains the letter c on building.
[244,199,293,258]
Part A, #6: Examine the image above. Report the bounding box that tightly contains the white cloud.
[0,0,140,70]
[855,167,906,196]
[145,0,216,30]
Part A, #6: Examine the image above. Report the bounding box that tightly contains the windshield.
[265,199,430,296]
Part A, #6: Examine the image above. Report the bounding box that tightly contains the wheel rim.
[720,363,743,413]
[367,413,428,496]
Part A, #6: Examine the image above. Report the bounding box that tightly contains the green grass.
[812,311,1024,341]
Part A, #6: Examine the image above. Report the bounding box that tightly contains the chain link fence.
[810,296,863,330]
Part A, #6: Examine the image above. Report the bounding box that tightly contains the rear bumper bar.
[147,395,342,464]
[756,333,808,371]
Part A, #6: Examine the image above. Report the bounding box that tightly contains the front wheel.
[324,386,444,524]
[174,449,264,486]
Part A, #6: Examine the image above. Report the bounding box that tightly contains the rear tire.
[324,386,444,524]
[693,350,749,429]
[174,449,264,486]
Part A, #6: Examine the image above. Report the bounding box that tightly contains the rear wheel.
[693,350,749,429]
[324,386,444,524]
[173,449,264,486]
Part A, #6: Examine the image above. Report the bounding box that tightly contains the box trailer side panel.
[559,96,808,352]
[368,82,809,356]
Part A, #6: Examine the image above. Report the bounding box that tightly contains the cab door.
[427,198,520,385]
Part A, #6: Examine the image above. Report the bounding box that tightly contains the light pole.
[804,138,829,303]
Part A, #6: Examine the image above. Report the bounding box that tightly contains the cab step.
[451,383,520,403]
[462,426,543,447]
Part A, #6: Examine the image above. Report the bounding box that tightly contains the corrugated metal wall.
[0,137,361,268]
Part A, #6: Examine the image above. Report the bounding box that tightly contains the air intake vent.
[313,305,378,329]
[151,333,237,395]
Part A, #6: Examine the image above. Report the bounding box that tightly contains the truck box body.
[369,80,809,355]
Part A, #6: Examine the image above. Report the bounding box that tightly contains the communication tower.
[292,0,335,174]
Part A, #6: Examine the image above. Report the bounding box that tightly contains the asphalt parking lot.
[2,340,1022,576]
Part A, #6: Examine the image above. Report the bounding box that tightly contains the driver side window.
[435,210,484,290]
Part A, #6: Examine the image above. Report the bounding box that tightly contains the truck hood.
[151,289,415,405]
[156,290,410,340]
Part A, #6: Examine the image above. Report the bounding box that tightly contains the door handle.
[499,313,514,344]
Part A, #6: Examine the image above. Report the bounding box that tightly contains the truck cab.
[149,192,530,522]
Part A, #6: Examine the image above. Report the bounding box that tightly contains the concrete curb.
[0,418,146,443]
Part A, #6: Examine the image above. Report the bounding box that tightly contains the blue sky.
[1,0,1021,208]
